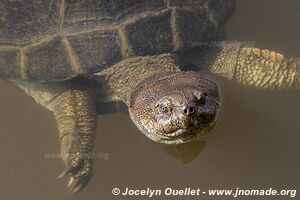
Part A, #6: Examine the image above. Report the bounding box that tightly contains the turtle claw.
[56,159,93,194]
[56,166,73,180]
[68,177,89,194]
[67,177,75,188]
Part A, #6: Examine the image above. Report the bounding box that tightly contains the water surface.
[0,0,299,199]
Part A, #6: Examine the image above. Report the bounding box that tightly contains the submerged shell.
[0,0,234,81]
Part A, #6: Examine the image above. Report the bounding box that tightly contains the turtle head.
[129,72,221,144]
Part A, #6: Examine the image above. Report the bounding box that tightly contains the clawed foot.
[57,157,93,194]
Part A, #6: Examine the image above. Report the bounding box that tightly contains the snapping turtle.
[0,0,299,194]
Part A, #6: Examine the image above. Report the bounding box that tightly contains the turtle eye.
[193,90,207,105]
[199,93,207,105]
[157,103,172,114]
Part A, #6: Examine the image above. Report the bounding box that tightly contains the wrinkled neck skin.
[97,53,181,105]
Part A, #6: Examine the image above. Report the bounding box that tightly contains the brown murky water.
[0,0,299,199]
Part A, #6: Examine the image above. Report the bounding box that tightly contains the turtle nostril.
[189,106,195,114]
[183,108,188,114]
[183,104,196,115]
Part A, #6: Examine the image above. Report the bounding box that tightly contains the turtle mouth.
[158,117,219,143]
[163,128,187,138]
[160,127,208,140]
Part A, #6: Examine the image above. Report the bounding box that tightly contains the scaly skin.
[17,78,97,194]
[234,47,300,89]
[97,54,182,105]
[15,44,300,193]
[98,54,221,144]
[128,71,221,144]
[192,41,300,89]
[53,82,96,194]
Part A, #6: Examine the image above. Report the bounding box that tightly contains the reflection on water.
[164,141,207,164]
[0,0,299,199]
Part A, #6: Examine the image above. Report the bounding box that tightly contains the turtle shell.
[0,0,234,81]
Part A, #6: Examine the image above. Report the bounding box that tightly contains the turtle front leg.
[197,42,300,89]
[53,84,96,193]
[226,47,299,89]
[17,79,97,193]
